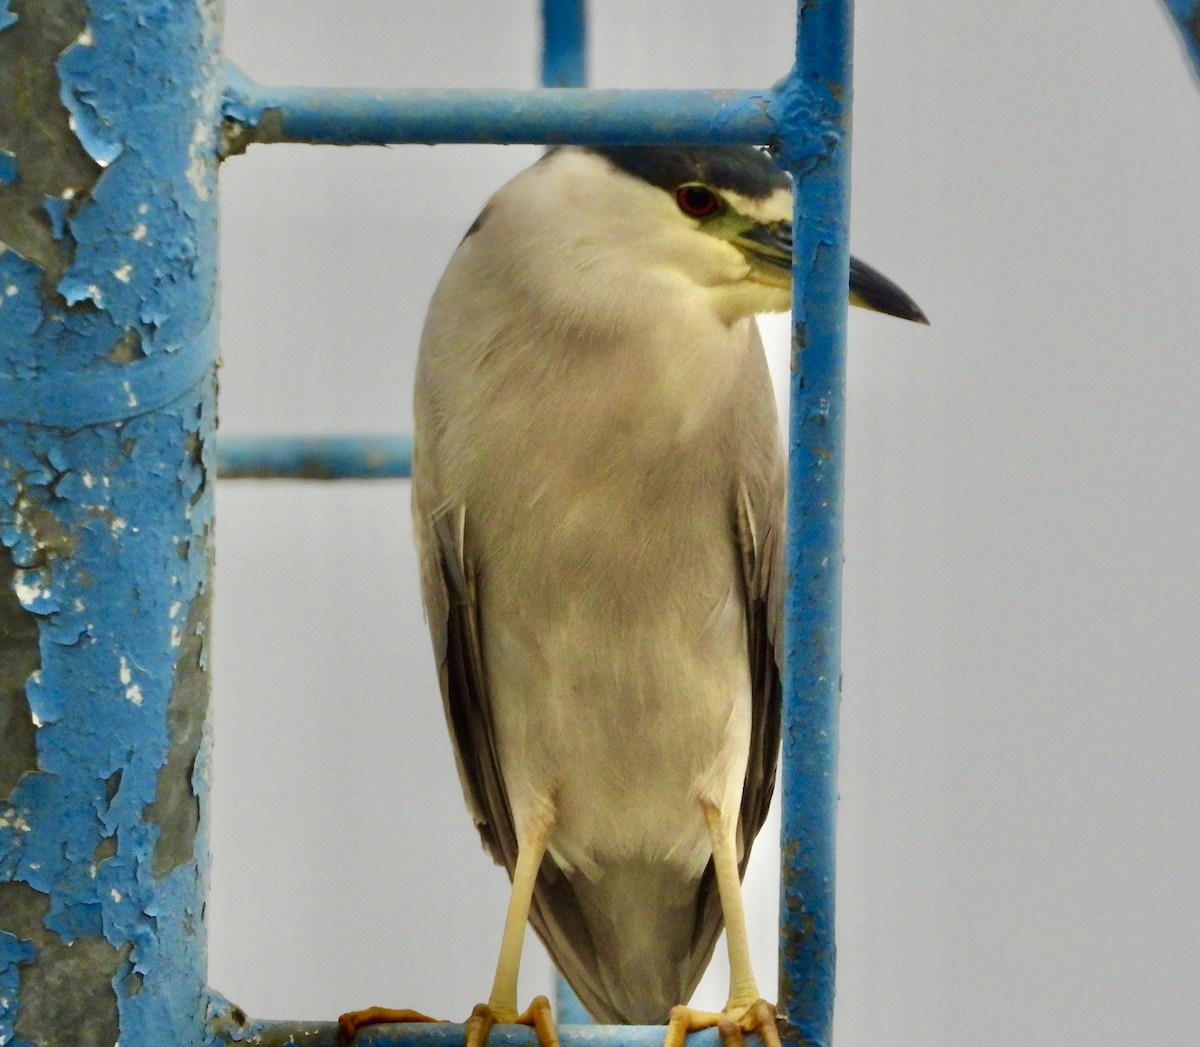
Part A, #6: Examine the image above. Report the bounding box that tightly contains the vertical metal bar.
[774,0,854,1044]
[1160,0,1200,86]
[0,2,223,1046]
[540,0,587,88]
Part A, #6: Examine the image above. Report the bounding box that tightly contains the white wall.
[210,4,1200,1045]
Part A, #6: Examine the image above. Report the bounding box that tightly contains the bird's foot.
[465,995,559,1047]
[337,1006,445,1045]
[665,999,782,1047]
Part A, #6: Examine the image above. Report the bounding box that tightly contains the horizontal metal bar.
[215,435,412,480]
[222,65,778,149]
[223,1021,763,1047]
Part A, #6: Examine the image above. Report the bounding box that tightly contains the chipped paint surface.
[0,1,224,1045]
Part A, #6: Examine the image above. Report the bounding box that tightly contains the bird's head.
[557,145,929,326]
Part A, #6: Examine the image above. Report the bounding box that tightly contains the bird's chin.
[743,271,793,314]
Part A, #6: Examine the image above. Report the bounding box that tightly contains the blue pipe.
[216,435,412,480]
[542,0,587,88]
[218,1019,764,1047]
[1161,0,1200,84]
[0,1,223,1045]
[776,2,855,1046]
[222,67,778,149]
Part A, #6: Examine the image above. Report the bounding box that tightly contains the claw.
[464,1002,498,1047]
[337,1007,444,1046]
[466,995,559,1047]
[518,995,560,1047]
[663,1000,781,1047]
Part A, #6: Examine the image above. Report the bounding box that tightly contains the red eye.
[675,184,721,218]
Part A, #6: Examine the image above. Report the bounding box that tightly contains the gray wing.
[682,476,785,995]
[415,495,518,872]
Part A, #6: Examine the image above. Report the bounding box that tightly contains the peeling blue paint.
[0,149,15,184]
[766,73,843,179]
[219,62,265,128]
[41,196,69,240]
[0,0,223,1044]
[0,383,218,1045]
[55,2,221,354]
[0,932,35,1041]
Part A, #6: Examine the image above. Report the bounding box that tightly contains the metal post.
[776,3,854,1046]
[0,3,223,1046]
[541,0,587,88]
[1160,0,1200,84]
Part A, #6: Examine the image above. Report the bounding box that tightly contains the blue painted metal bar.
[0,1,223,1046]
[541,0,587,87]
[216,1020,763,1047]
[216,435,412,480]
[222,67,778,149]
[1161,0,1200,84]
[775,1,855,1045]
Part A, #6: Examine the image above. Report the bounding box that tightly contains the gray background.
[208,3,1200,1045]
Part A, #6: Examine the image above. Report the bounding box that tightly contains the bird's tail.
[529,857,722,1025]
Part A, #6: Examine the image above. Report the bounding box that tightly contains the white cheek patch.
[721,186,793,226]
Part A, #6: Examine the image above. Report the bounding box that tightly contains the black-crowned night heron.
[339,146,925,1047]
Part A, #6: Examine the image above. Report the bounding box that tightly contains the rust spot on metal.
[217,107,285,159]
[145,575,210,879]
[0,543,40,798]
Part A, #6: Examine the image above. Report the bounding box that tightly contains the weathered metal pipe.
[0,1,224,1045]
[541,0,587,88]
[220,68,779,152]
[215,435,412,481]
[777,3,855,1046]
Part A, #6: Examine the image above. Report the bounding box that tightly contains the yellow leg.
[662,803,781,1047]
[464,815,560,1047]
[704,804,761,1011]
[339,818,559,1047]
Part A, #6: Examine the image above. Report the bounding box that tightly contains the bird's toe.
[337,1006,444,1046]
[663,1000,781,1047]
[465,996,559,1047]
[728,999,782,1047]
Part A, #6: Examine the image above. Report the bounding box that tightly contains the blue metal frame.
[1162,0,1200,84]
[220,77,780,149]
[542,0,587,88]
[2,1,855,1045]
